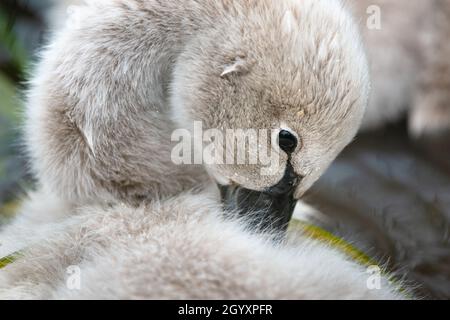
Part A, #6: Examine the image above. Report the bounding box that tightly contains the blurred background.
[0,0,449,299]
[0,0,51,222]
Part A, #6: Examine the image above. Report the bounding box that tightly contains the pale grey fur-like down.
[27,0,369,204]
[0,191,406,299]
[352,0,450,136]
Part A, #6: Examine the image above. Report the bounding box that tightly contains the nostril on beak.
[279,130,298,154]
[218,164,303,233]
[265,162,301,196]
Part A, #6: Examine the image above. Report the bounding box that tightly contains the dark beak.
[219,163,301,233]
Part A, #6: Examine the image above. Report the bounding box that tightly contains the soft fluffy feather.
[0,191,405,299]
[352,0,450,135]
[26,0,369,205]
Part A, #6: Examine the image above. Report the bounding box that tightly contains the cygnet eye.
[279,130,298,154]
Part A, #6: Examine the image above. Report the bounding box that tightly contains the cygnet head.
[171,0,369,231]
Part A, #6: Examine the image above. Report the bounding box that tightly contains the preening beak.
[219,163,301,233]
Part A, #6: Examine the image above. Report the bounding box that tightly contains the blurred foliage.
[0,0,46,220]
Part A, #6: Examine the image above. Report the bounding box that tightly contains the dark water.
[305,124,450,299]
